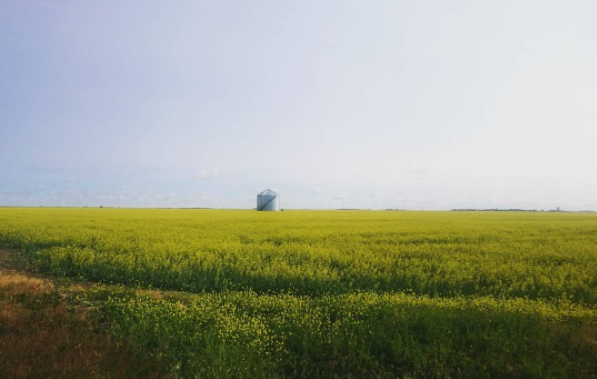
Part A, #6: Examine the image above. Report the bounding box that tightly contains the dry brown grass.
[0,250,170,379]
[0,272,54,294]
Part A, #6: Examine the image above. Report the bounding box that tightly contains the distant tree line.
[450,208,593,213]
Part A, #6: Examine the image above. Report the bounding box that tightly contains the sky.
[1,1,596,210]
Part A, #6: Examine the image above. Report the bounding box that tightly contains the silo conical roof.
[258,189,279,196]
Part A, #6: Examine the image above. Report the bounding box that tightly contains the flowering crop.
[1,208,596,378]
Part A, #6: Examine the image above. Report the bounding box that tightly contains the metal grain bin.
[257,189,280,211]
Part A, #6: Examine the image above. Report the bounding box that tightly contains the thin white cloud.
[27,165,63,173]
[193,168,221,181]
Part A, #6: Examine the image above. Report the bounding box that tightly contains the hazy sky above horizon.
[1,1,596,210]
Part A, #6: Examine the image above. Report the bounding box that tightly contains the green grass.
[1,208,596,378]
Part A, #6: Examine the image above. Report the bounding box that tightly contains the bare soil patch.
[0,248,13,266]
[0,249,170,379]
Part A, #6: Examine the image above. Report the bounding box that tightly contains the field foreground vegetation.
[0,208,596,378]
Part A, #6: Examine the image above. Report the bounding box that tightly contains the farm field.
[1,208,596,378]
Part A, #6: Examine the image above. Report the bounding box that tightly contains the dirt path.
[0,248,194,302]
[0,249,54,294]
[0,248,170,378]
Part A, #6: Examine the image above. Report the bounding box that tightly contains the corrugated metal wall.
[257,190,280,211]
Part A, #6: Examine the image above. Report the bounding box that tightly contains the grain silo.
[257,189,280,211]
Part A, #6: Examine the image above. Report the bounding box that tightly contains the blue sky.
[1,1,596,210]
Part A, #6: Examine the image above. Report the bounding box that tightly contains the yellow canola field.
[1,208,596,378]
